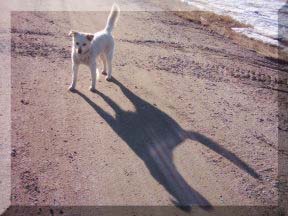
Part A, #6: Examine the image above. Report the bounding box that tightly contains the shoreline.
[174,10,287,62]
[150,0,288,62]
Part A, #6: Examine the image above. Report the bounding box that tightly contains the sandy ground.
[2,0,288,215]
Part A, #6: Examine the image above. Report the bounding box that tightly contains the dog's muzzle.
[77,48,82,54]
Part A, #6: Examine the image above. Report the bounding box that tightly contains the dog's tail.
[105,4,120,33]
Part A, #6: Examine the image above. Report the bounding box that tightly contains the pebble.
[11,149,17,157]
[20,99,29,105]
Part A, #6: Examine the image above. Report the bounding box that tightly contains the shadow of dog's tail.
[186,131,260,179]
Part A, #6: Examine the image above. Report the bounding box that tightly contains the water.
[181,0,287,47]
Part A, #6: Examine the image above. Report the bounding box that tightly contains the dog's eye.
[83,43,86,46]
[76,42,79,46]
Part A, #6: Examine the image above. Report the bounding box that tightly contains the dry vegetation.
[174,10,288,62]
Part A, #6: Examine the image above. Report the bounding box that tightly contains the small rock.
[20,99,29,105]
[11,149,16,157]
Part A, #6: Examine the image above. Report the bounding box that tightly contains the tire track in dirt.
[120,38,287,91]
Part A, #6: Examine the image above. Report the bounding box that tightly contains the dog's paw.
[106,76,112,82]
[68,85,76,92]
[102,70,107,75]
[89,86,97,92]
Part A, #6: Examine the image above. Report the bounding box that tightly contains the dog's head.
[69,30,94,55]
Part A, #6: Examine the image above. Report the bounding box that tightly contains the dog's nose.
[78,48,82,54]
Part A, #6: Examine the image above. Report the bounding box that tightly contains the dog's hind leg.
[100,54,107,75]
[69,63,79,91]
[106,50,114,81]
[89,61,97,92]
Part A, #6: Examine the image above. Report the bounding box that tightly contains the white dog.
[68,4,120,92]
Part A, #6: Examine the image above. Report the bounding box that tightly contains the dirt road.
[4,0,287,214]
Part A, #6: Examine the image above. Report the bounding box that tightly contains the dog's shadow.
[74,78,260,211]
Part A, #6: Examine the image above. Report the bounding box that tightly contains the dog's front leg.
[69,63,79,91]
[89,62,97,92]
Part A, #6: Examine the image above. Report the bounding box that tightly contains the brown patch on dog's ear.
[86,34,94,41]
[69,30,77,37]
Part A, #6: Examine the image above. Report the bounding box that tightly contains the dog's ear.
[86,34,94,41]
[69,30,77,37]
